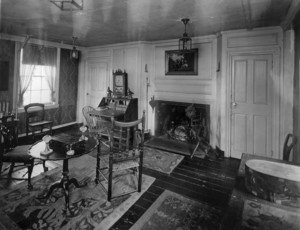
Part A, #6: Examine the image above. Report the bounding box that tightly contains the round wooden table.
[29,133,98,215]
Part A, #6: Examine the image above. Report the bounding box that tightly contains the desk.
[98,97,138,122]
[28,133,98,215]
[221,153,300,230]
[88,108,124,120]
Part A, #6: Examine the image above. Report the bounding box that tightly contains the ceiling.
[0,0,294,47]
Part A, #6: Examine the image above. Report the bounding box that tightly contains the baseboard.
[18,122,83,138]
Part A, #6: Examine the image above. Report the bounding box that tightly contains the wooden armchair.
[0,116,34,189]
[82,105,111,147]
[95,110,145,201]
[24,103,53,141]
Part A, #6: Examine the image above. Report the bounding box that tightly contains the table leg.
[38,159,87,215]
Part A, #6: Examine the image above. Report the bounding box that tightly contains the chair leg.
[108,158,113,202]
[43,160,48,172]
[8,162,15,175]
[138,165,142,192]
[26,126,29,137]
[27,163,33,190]
[95,136,101,184]
[32,130,36,142]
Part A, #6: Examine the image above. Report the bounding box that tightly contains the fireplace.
[146,100,210,155]
[154,100,210,142]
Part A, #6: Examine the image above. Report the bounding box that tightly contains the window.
[17,44,59,108]
[22,65,55,105]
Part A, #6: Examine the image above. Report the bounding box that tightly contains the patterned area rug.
[0,156,155,230]
[89,147,184,174]
[130,190,223,230]
[240,200,300,230]
[143,147,184,174]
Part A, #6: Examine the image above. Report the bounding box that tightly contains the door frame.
[84,57,111,107]
[222,47,281,159]
[77,55,112,124]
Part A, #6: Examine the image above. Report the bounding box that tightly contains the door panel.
[230,54,273,158]
[87,59,109,107]
[253,115,267,155]
[234,60,247,103]
[232,114,247,153]
[254,60,268,104]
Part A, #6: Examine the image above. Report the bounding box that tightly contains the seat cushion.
[2,145,33,163]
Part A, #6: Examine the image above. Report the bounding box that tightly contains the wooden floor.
[111,149,240,229]
[0,127,241,229]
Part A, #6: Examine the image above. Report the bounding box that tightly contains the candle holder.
[79,125,88,141]
[40,135,53,157]
[66,144,75,156]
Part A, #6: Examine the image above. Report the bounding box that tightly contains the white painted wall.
[79,36,218,147]
[150,35,218,147]
[220,27,294,159]
[78,26,293,159]
[282,29,295,142]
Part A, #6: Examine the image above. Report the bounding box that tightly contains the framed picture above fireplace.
[165,49,198,75]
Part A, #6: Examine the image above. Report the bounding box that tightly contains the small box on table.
[49,133,85,153]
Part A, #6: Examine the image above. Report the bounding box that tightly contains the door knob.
[232,102,237,107]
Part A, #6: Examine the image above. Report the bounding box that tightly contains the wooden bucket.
[245,159,300,208]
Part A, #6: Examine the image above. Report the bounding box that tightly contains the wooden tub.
[245,159,300,208]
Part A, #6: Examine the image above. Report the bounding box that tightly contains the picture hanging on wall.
[165,48,198,75]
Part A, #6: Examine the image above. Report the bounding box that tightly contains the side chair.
[95,110,145,201]
[0,116,34,189]
[283,133,297,161]
[24,103,52,172]
[24,103,53,141]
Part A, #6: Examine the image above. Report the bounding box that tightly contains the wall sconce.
[178,18,192,51]
[49,0,83,11]
[70,36,79,59]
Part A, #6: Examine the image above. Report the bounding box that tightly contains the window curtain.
[18,44,57,107]
[18,45,39,107]
[40,47,57,103]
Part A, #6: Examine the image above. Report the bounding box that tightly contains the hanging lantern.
[178,18,192,51]
[70,36,79,59]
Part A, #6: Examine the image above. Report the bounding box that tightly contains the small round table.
[28,133,98,215]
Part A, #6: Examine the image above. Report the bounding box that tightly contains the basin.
[245,159,300,208]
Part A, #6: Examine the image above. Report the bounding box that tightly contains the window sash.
[17,44,59,108]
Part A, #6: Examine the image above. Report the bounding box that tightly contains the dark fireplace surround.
[152,100,210,144]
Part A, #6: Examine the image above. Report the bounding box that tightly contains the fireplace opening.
[155,101,210,143]
[146,100,210,156]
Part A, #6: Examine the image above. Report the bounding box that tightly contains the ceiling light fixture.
[70,36,79,59]
[49,0,83,11]
[178,18,192,51]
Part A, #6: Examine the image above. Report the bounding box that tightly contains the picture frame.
[165,49,198,75]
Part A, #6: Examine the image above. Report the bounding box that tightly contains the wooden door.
[230,54,273,159]
[86,58,109,107]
